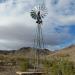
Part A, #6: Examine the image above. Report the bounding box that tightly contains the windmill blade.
[35,0,47,18]
[30,10,37,19]
[30,0,47,20]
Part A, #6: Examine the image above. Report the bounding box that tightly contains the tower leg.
[34,23,44,71]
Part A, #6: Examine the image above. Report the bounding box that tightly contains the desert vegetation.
[43,57,75,75]
[0,46,74,75]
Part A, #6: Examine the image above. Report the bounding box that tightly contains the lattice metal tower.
[30,0,47,71]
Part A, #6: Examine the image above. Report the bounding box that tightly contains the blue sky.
[0,0,74,50]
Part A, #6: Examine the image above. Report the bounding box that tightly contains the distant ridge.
[0,47,52,56]
[16,47,52,55]
[1,45,75,62]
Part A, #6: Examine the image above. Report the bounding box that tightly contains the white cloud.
[0,0,74,50]
[46,0,75,27]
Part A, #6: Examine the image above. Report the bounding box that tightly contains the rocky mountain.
[0,47,52,56]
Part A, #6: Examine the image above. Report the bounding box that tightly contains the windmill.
[16,0,48,75]
[30,0,47,72]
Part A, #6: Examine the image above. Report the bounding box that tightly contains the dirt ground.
[0,66,17,75]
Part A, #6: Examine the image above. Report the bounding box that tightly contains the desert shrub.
[0,61,5,66]
[58,59,75,75]
[0,55,5,60]
[43,58,75,75]
[56,53,70,57]
[19,58,32,71]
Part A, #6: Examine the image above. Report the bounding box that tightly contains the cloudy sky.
[0,0,75,50]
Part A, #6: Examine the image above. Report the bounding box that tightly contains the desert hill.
[0,45,75,62]
[0,45,75,61]
[47,45,75,62]
[1,45,75,62]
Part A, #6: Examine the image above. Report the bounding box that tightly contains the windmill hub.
[36,11,42,24]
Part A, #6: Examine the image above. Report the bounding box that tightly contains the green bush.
[43,58,75,75]
[19,59,30,71]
